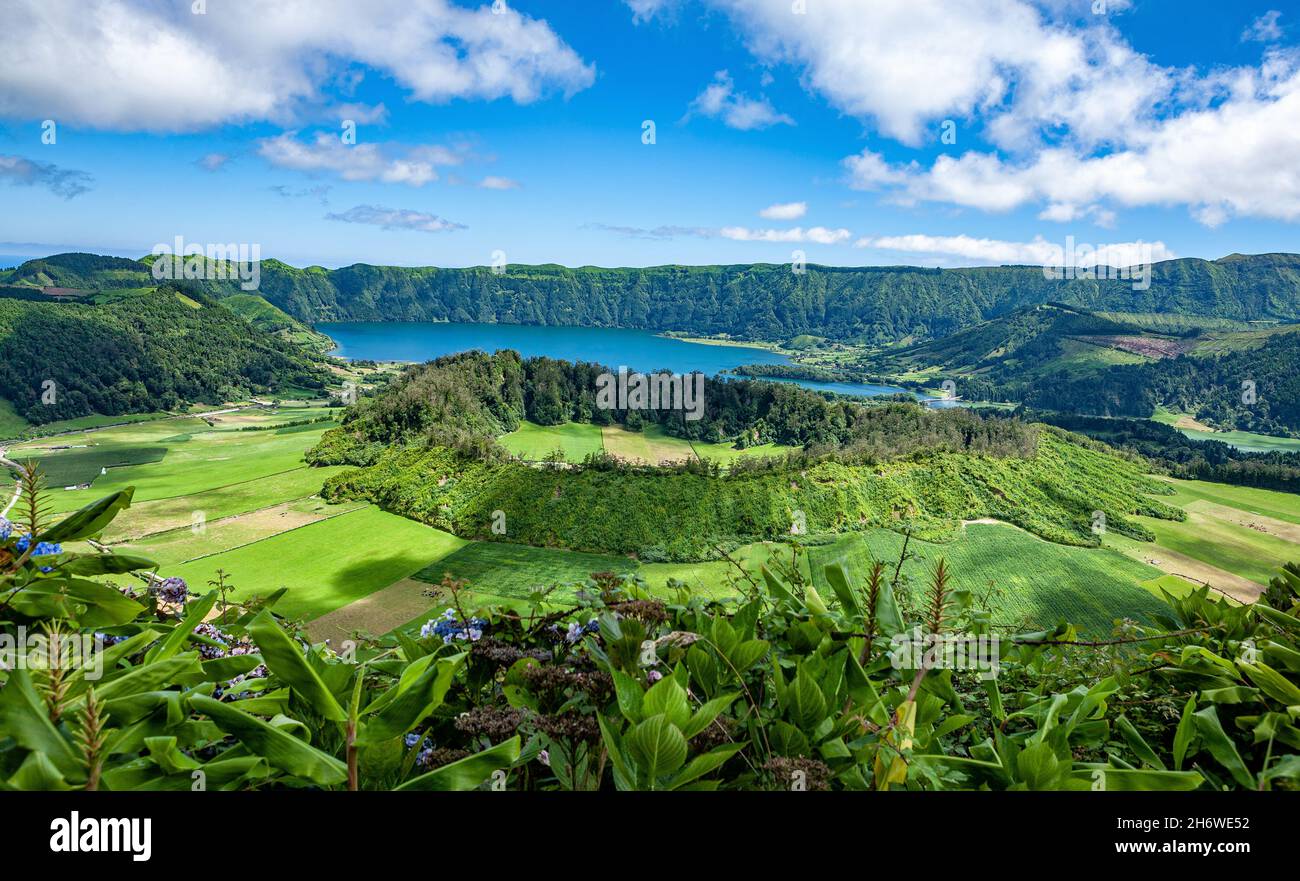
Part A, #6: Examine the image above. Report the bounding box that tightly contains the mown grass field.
[160,505,466,621]
[1103,478,1299,592]
[499,419,795,466]
[11,416,339,514]
[499,420,604,461]
[805,523,1169,634]
[1152,407,1300,452]
[601,424,697,463]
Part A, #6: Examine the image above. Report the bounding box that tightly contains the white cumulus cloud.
[0,0,595,132]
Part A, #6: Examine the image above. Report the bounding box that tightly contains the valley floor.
[6,407,1295,645]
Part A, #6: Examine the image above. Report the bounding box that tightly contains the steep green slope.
[6,251,1300,345]
[1024,328,1300,435]
[863,303,1152,383]
[0,286,330,423]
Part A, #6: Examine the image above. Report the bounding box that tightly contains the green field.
[1152,407,1300,453]
[805,524,1169,634]
[500,419,795,466]
[601,423,697,463]
[1105,479,1299,589]
[412,540,634,600]
[159,505,465,621]
[11,416,339,513]
[14,400,1290,652]
[499,420,604,461]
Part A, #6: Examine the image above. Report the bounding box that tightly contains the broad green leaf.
[1192,706,1255,788]
[395,737,521,791]
[626,715,688,784]
[359,653,464,744]
[642,676,691,729]
[190,694,347,786]
[38,488,134,543]
[247,610,346,722]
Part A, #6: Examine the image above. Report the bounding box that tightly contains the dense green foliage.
[1033,412,1300,493]
[2,478,1294,791]
[0,286,330,423]
[1024,330,1300,434]
[314,349,1040,456]
[7,252,1300,345]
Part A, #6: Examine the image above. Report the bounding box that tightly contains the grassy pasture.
[159,505,465,621]
[410,540,634,601]
[27,421,337,513]
[601,424,697,463]
[101,465,351,541]
[120,497,369,566]
[499,420,604,461]
[805,523,1168,634]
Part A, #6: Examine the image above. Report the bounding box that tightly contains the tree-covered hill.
[0,285,330,423]
[859,303,1152,383]
[1021,327,1300,435]
[5,251,1300,345]
[308,352,1183,560]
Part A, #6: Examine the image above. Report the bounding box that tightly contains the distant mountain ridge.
[4,251,1300,345]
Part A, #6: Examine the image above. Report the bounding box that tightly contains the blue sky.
[1,0,1297,269]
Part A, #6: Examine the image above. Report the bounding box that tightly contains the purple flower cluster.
[0,517,12,541]
[156,577,189,606]
[565,618,600,644]
[194,622,268,700]
[420,608,486,644]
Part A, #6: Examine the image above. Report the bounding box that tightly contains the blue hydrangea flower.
[420,611,487,644]
[17,536,63,572]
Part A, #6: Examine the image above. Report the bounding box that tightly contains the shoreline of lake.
[315,320,932,403]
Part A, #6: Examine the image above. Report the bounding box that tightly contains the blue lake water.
[316,321,936,402]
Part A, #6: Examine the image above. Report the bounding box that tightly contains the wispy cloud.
[0,154,92,199]
[686,70,793,131]
[258,132,466,186]
[269,183,332,204]
[326,204,466,233]
[854,233,1175,267]
[758,201,807,221]
[478,175,521,190]
[589,222,849,245]
[1242,11,1284,42]
[196,153,231,172]
[722,226,850,244]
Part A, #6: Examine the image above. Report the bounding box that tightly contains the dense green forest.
[1021,330,1300,435]
[309,350,1040,459]
[0,285,330,423]
[5,251,1300,345]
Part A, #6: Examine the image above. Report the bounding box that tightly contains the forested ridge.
[0,285,330,423]
[1020,330,1300,435]
[5,251,1300,345]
